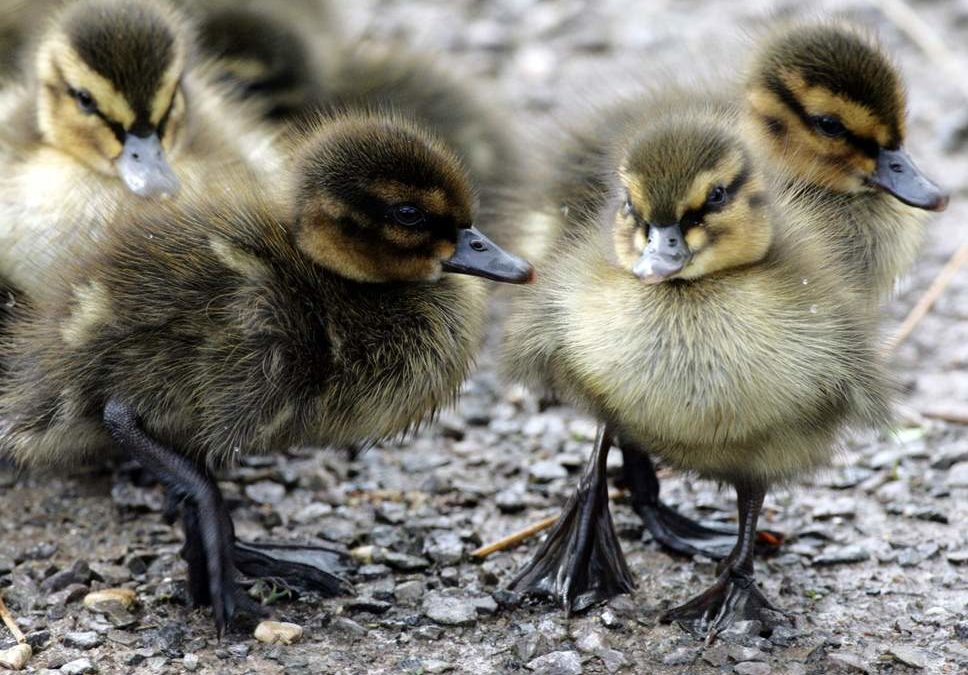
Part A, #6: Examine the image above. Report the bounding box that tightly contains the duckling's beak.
[869,147,948,211]
[115,132,181,199]
[633,223,689,284]
[442,226,535,284]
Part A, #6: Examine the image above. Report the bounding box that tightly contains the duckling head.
[614,118,773,284]
[291,116,534,285]
[746,23,947,211]
[34,0,188,197]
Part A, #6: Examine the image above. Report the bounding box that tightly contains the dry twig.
[0,594,25,645]
[471,515,559,559]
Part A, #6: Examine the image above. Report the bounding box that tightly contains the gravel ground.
[2,1,967,674]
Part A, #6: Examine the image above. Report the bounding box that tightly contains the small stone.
[88,563,131,585]
[424,531,464,565]
[344,597,391,615]
[811,498,856,520]
[495,487,527,513]
[331,616,367,636]
[946,549,968,565]
[291,502,332,524]
[575,630,606,654]
[47,583,90,608]
[83,588,137,611]
[350,545,374,564]
[228,643,249,658]
[886,645,928,669]
[663,647,697,666]
[394,580,424,605]
[598,648,626,674]
[813,544,870,566]
[423,659,454,674]
[600,609,622,629]
[422,592,477,626]
[702,645,730,667]
[729,646,767,662]
[946,462,968,488]
[529,460,567,483]
[0,643,32,670]
[827,651,872,673]
[526,650,583,675]
[42,561,91,593]
[413,625,443,641]
[182,654,199,672]
[244,480,286,505]
[734,663,771,675]
[469,595,498,615]
[254,621,303,645]
[63,631,103,650]
[0,556,14,575]
[931,445,968,470]
[357,563,391,580]
[379,550,430,571]
[60,657,96,675]
[719,620,763,640]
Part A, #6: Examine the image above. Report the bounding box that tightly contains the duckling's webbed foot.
[103,398,261,635]
[509,426,635,613]
[661,481,785,641]
[620,444,783,560]
[233,541,353,598]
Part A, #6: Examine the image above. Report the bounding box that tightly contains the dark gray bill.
[869,147,948,211]
[441,226,534,284]
[633,222,690,284]
[115,133,180,198]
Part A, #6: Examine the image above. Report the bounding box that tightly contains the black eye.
[813,115,847,138]
[71,88,97,114]
[388,204,426,227]
[706,185,727,208]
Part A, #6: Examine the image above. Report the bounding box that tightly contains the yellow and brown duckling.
[0,0,280,303]
[502,100,891,637]
[0,113,533,634]
[744,20,948,302]
[182,0,526,251]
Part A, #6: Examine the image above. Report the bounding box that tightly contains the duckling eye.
[70,88,98,114]
[812,115,847,138]
[706,185,728,208]
[388,203,426,227]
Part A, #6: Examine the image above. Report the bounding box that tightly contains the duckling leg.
[621,444,783,560]
[102,398,258,635]
[508,426,635,613]
[660,481,783,641]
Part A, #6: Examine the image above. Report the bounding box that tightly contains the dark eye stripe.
[156,80,182,140]
[763,75,880,158]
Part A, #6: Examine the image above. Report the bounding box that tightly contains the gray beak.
[115,133,180,198]
[868,147,948,212]
[441,226,535,284]
[633,223,690,284]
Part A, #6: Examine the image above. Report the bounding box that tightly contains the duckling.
[604,22,949,563]
[0,0,280,305]
[182,1,525,250]
[0,113,533,633]
[744,20,948,303]
[503,99,890,637]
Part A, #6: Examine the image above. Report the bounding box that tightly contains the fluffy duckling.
[503,101,890,637]
[744,21,948,302]
[183,1,525,250]
[0,114,533,633]
[0,0,279,303]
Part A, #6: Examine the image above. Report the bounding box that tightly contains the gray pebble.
[344,596,392,615]
[526,649,583,675]
[424,530,464,565]
[63,631,103,650]
[734,663,771,675]
[422,592,478,626]
[887,645,928,669]
[244,480,286,505]
[813,544,870,566]
[394,580,425,604]
[331,617,367,637]
[529,460,568,482]
[60,657,96,674]
[945,462,968,488]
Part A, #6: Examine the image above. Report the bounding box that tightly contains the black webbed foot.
[509,427,635,613]
[620,445,783,560]
[103,398,352,635]
[660,568,781,641]
[233,541,354,597]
